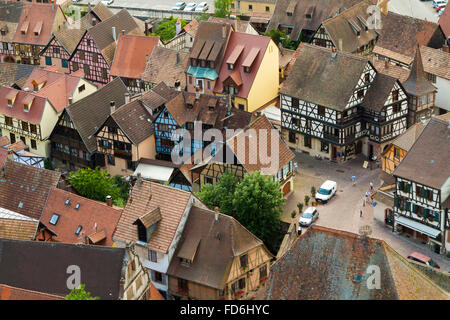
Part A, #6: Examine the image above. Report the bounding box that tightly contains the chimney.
[124,92,130,104]
[176,18,182,35]
[68,97,73,105]
[137,172,142,189]
[222,24,227,39]
[338,38,343,51]
[121,29,125,37]
[8,150,14,161]
[214,207,219,223]
[443,44,450,53]
[144,21,149,36]
[112,27,116,42]
[331,47,337,59]
[420,116,427,125]
[110,101,116,114]
[174,79,181,90]
[92,18,96,26]
[384,59,389,69]
[106,195,112,207]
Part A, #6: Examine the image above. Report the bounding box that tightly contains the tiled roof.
[393,117,450,189]
[0,1,23,43]
[13,2,62,46]
[0,136,9,147]
[0,207,38,241]
[265,225,448,300]
[229,115,295,175]
[0,284,64,300]
[66,78,128,153]
[87,9,142,65]
[79,2,114,30]
[39,188,122,246]
[0,161,60,220]
[321,0,379,53]
[0,239,127,300]
[0,148,7,168]
[22,68,86,113]
[361,73,399,112]
[280,44,368,111]
[373,11,442,65]
[167,206,269,289]
[0,86,49,124]
[182,19,199,36]
[267,0,365,41]
[142,46,189,89]
[402,45,436,96]
[279,47,296,69]
[138,82,175,114]
[439,5,450,38]
[110,35,159,79]
[213,32,271,99]
[52,28,85,55]
[111,99,155,145]
[373,60,410,82]
[0,63,36,88]
[420,46,450,80]
[113,181,192,254]
[208,17,251,33]
[390,121,426,152]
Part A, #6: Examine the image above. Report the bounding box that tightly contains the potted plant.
[297,202,303,214]
[304,195,310,206]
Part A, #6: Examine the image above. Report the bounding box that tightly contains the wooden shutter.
[412,204,416,213]
[406,201,411,211]
[407,183,411,192]
[394,197,399,208]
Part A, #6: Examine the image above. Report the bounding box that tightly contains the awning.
[186,65,218,81]
[395,216,441,238]
[134,163,175,182]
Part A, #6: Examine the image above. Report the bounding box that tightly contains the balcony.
[51,148,90,167]
[323,133,339,143]
[113,149,132,160]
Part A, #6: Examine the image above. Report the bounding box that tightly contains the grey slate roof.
[0,63,36,88]
[0,239,126,300]
[66,78,128,153]
[361,73,399,112]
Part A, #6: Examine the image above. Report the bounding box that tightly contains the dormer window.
[7,99,12,107]
[49,213,60,225]
[33,21,43,38]
[228,63,234,70]
[23,103,30,112]
[134,207,161,244]
[392,90,399,102]
[306,14,312,19]
[244,66,250,73]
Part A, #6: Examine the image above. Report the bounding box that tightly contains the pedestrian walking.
[352,175,356,186]
[294,162,298,173]
[360,210,363,217]
[363,199,365,207]
[370,181,374,191]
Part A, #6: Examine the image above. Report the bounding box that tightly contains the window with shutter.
[394,197,399,208]
[406,183,410,193]
[423,208,428,218]
[422,188,427,198]
[406,201,411,211]
[434,211,439,222]
[412,204,416,213]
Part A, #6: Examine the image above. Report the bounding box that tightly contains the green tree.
[69,167,126,207]
[214,0,234,18]
[232,172,285,247]
[264,29,299,50]
[198,13,211,21]
[65,284,99,300]
[196,171,238,216]
[152,17,187,41]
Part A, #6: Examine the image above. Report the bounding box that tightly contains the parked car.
[407,252,440,269]
[183,2,197,11]
[432,0,447,8]
[436,4,447,11]
[299,207,319,227]
[195,2,209,12]
[315,180,337,203]
[172,2,186,10]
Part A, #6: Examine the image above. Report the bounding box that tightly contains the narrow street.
[284,152,450,272]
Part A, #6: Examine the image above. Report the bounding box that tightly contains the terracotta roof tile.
[0,284,64,300]
[0,161,60,220]
[0,207,38,241]
[0,86,48,124]
[167,206,270,289]
[420,46,450,80]
[142,46,189,89]
[439,5,450,38]
[113,181,192,253]
[0,149,7,168]
[402,45,436,96]
[40,188,122,246]
[110,35,159,79]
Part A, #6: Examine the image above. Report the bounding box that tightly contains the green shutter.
[394,197,399,208]
[407,183,411,192]
[422,188,427,198]
[434,211,439,222]
[412,204,416,213]
[406,201,411,211]
[397,181,402,191]
[423,208,428,218]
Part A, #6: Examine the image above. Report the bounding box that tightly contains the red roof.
[0,149,7,168]
[214,32,270,99]
[13,3,61,46]
[110,35,159,79]
[22,69,84,113]
[0,284,64,300]
[439,7,450,38]
[40,188,123,246]
[0,86,48,124]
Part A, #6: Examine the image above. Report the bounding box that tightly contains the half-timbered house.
[110,35,159,93]
[49,78,127,172]
[12,2,67,65]
[95,94,157,176]
[69,9,142,85]
[154,91,252,160]
[39,28,85,73]
[280,44,408,162]
[0,1,23,64]
[113,179,200,299]
[0,137,45,168]
[189,115,295,196]
[167,206,273,300]
[393,117,450,255]
[311,0,379,56]
[78,2,114,30]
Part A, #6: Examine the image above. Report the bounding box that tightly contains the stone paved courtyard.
[284,152,450,272]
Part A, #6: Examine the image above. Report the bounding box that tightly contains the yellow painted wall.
[235,1,275,15]
[246,39,279,112]
[382,144,406,175]
[70,78,97,102]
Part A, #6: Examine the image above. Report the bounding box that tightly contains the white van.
[433,0,447,8]
[315,180,337,203]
